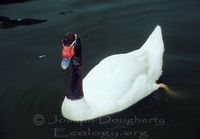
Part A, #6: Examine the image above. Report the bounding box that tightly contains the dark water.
[0,0,200,138]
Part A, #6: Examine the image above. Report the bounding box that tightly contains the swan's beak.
[61,58,71,70]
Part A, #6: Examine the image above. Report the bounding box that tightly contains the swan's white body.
[62,26,164,121]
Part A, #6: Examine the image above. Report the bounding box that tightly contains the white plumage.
[61,25,164,121]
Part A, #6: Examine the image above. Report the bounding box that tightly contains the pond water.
[0,0,200,138]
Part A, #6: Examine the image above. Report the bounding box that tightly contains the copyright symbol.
[33,114,44,126]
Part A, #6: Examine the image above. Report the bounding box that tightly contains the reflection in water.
[0,16,47,29]
[0,0,32,4]
[58,10,75,15]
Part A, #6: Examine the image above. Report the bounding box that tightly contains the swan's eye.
[71,34,77,48]
[62,34,77,48]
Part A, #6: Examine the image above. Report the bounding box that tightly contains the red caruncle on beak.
[62,46,75,59]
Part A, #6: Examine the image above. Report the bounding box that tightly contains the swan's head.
[61,33,79,70]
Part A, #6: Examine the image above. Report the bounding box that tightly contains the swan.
[60,25,165,121]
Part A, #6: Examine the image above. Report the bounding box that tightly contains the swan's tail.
[141,25,165,81]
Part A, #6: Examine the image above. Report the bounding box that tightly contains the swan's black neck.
[66,40,84,100]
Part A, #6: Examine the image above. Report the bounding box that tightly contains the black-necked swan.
[60,25,165,121]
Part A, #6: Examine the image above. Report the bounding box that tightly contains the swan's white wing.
[83,51,148,104]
